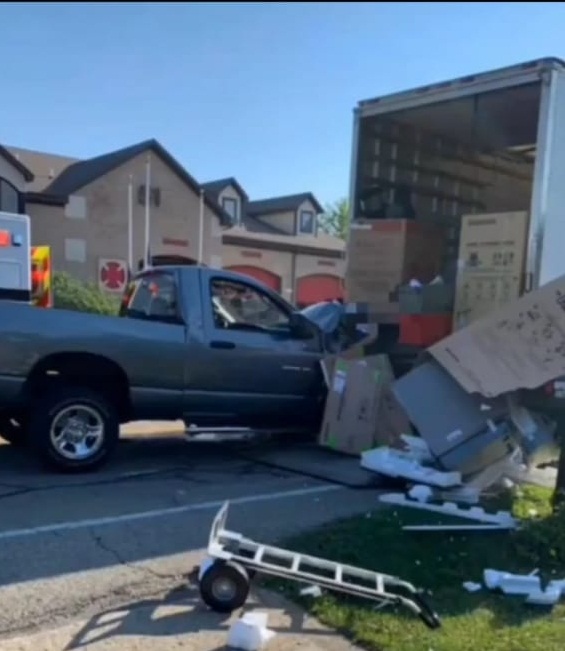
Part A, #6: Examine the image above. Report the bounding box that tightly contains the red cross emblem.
[100,260,127,291]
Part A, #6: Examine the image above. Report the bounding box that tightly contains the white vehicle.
[0,211,31,302]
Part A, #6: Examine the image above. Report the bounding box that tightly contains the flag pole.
[198,188,204,264]
[144,155,151,268]
[127,174,133,274]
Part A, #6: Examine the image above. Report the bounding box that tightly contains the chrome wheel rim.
[49,405,105,461]
[211,576,237,602]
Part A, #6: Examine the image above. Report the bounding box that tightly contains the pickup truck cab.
[0,266,328,471]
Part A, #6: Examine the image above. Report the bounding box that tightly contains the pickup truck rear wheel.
[28,387,120,472]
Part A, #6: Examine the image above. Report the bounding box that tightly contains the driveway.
[0,426,380,648]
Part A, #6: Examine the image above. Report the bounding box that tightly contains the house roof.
[6,146,76,191]
[246,192,323,216]
[45,139,231,225]
[201,177,249,202]
[0,145,34,182]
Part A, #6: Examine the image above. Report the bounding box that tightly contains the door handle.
[210,340,236,350]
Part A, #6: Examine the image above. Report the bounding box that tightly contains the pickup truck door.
[185,269,324,427]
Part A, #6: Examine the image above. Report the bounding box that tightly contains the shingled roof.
[201,177,249,202]
[246,192,323,216]
[45,139,231,225]
[0,145,34,182]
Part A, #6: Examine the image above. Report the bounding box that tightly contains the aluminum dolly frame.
[197,501,441,629]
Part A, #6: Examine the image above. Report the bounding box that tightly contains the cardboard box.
[319,355,411,455]
[429,272,565,398]
[453,211,529,329]
[345,219,446,313]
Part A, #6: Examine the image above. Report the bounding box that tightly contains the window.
[64,238,86,263]
[298,210,315,235]
[120,272,181,324]
[0,178,20,214]
[210,279,290,331]
[222,197,239,223]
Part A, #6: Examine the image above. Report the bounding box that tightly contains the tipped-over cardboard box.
[319,354,411,455]
[429,272,565,397]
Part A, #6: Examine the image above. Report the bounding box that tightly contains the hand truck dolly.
[197,501,441,629]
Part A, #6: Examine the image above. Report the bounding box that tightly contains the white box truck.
[346,57,565,377]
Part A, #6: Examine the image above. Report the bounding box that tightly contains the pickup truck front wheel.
[28,387,120,472]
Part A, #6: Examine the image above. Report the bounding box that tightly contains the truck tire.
[28,386,120,472]
[0,413,28,447]
[199,560,250,613]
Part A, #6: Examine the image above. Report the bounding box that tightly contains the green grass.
[270,486,565,651]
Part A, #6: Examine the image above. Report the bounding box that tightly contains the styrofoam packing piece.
[546,579,565,597]
[405,523,514,532]
[483,569,504,590]
[300,585,323,598]
[380,493,517,527]
[525,585,562,606]
[227,611,276,651]
[399,434,434,463]
[462,581,482,593]
[361,448,462,488]
[483,569,545,595]
[408,485,434,503]
[499,575,541,595]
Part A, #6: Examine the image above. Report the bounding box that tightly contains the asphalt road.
[0,430,382,644]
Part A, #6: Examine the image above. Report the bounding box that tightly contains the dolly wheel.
[199,561,250,613]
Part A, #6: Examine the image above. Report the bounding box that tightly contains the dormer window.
[222,197,239,224]
[298,209,315,235]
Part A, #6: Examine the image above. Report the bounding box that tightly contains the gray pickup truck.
[0,266,333,471]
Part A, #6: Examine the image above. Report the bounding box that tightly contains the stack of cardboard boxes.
[319,210,533,458]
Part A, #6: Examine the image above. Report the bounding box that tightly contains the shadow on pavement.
[64,581,335,650]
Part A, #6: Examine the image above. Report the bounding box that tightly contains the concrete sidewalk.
[2,587,360,651]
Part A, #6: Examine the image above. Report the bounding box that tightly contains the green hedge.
[52,272,120,315]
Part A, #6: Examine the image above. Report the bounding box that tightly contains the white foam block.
[361,447,461,488]
[227,611,276,651]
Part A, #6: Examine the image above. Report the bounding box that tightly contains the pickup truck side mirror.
[289,312,316,340]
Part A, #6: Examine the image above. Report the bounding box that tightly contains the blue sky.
[2,2,565,205]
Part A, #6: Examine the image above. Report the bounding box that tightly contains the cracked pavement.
[0,430,380,647]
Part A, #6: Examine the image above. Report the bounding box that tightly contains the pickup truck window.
[211,279,290,332]
[120,271,182,324]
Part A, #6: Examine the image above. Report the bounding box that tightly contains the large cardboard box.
[345,219,446,313]
[319,355,411,455]
[453,211,529,330]
[429,272,565,398]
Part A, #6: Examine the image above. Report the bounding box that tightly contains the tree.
[319,198,350,240]
[53,272,120,315]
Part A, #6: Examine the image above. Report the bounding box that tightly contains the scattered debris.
[300,585,323,598]
[482,568,565,607]
[380,493,517,529]
[462,581,482,593]
[361,448,462,488]
[227,611,276,651]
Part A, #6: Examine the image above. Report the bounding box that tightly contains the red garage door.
[226,266,282,292]
[296,274,344,307]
